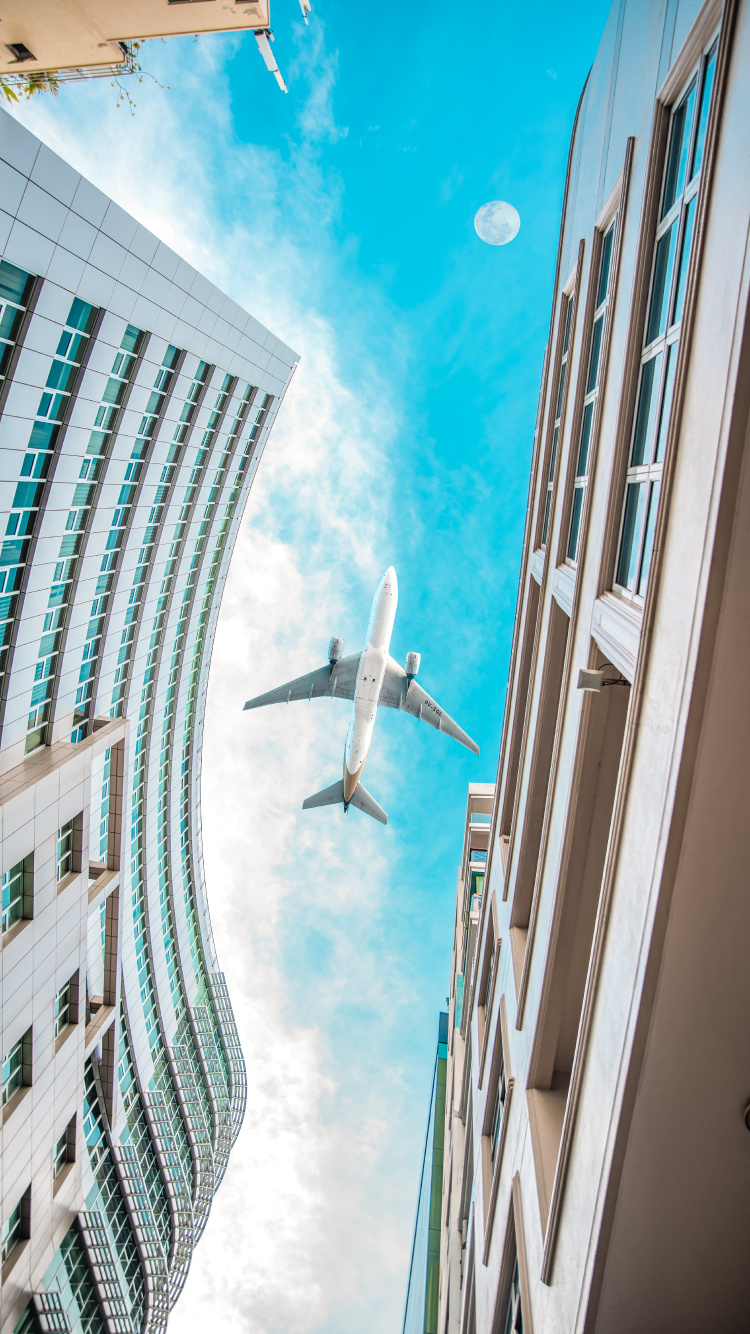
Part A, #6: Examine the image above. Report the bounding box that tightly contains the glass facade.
[0,115,296,1334]
[403,1014,449,1334]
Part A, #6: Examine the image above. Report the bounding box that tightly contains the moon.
[474,201,521,246]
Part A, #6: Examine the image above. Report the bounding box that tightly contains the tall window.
[57,819,76,882]
[567,220,617,562]
[615,41,717,599]
[541,295,575,548]
[490,1057,506,1164]
[54,979,75,1037]
[0,259,34,390]
[503,1258,523,1334]
[1,1197,23,1262]
[1,853,32,934]
[2,1035,24,1105]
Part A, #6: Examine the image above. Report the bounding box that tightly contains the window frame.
[53,1115,76,1181]
[1,851,33,934]
[1,1186,30,1265]
[54,973,79,1039]
[564,195,622,569]
[538,273,578,553]
[2,1036,23,1106]
[480,997,515,1258]
[613,37,718,604]
[56,814,82,884]
[1,1027,31,1108]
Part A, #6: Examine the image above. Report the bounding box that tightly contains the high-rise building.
[0,109,297,1333]
[432,0,750,1328]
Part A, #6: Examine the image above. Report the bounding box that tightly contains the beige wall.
[0,0,270,77]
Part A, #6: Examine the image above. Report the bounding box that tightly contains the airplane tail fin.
[301,779,388,825]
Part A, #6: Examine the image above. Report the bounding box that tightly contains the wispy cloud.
[11,26,422,1334]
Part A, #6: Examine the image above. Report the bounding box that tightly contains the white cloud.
[10,30,422,1334]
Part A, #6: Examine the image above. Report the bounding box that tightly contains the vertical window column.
[615,41,717,599]
[61,322,148,738]
[541,297,575,548]
[18,298,99,753]
[567,219,617,563]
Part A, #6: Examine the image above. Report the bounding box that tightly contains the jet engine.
[405,652,421,680]
[328,637,344,664]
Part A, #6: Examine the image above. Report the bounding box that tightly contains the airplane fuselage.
[343,566,398,805]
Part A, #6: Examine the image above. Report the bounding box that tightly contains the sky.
[10,2,611,1330]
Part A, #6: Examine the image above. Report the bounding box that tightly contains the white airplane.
[243,567,479,825]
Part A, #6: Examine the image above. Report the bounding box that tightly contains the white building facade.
[440,0,750,1328]
[0,111,297,1333]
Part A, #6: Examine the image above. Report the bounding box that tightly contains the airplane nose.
[383,565,397,593]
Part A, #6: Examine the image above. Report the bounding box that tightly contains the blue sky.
[12,2,611,1329]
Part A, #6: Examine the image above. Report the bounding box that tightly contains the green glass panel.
[567,486,584,562]
[617,482,647,591]
[691,46,717,179]
[663,80,696,217]
[672,195,696,327]
[631,353,663,466]
[646,223,678,345]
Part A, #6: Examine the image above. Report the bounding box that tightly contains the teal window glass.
[566,217,618,564]
[672,194,696,327]
[646,221,678,344]
[637,481,661,596]
[567,485,585,561]
[1,1199,22,1262]
[616,482,647,591]
[631,352,663,466]
[54,980,74,1037]
[1,856,27,934]
[691,46,717,179]
[662,80,696,217]
[2,1037,24,1105]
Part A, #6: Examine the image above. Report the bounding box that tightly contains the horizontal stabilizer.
[302,780,345,810]
[301,779,388,825]
[349,782,388,825]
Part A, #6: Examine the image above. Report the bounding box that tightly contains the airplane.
[242,566,479,825]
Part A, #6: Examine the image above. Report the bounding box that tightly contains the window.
[541,295,575,547]
[57,817,81,882]
[567,219,617,563]
[1,1199,23,1262]
[469,869,484,914]
[54,1116,76,1179]
[2,1035,23,1105]
[1,852,32,934]
[615,41,717,600]
[54,977,77,1038]
[470,847,487,864]
[503,1259,523,1334]
[490,1058,507,1164]
[0,259,34,386]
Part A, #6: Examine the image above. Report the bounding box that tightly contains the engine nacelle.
[328,637,344,664]
[405,651,421,680]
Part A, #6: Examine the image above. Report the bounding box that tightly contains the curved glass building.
[0,110,297,1333]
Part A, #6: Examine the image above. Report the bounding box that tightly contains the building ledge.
[84,1005,115,1059]
[0,718,126,812]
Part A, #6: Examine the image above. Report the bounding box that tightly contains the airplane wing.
[379,656,479,755]
[244,652,362,710]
